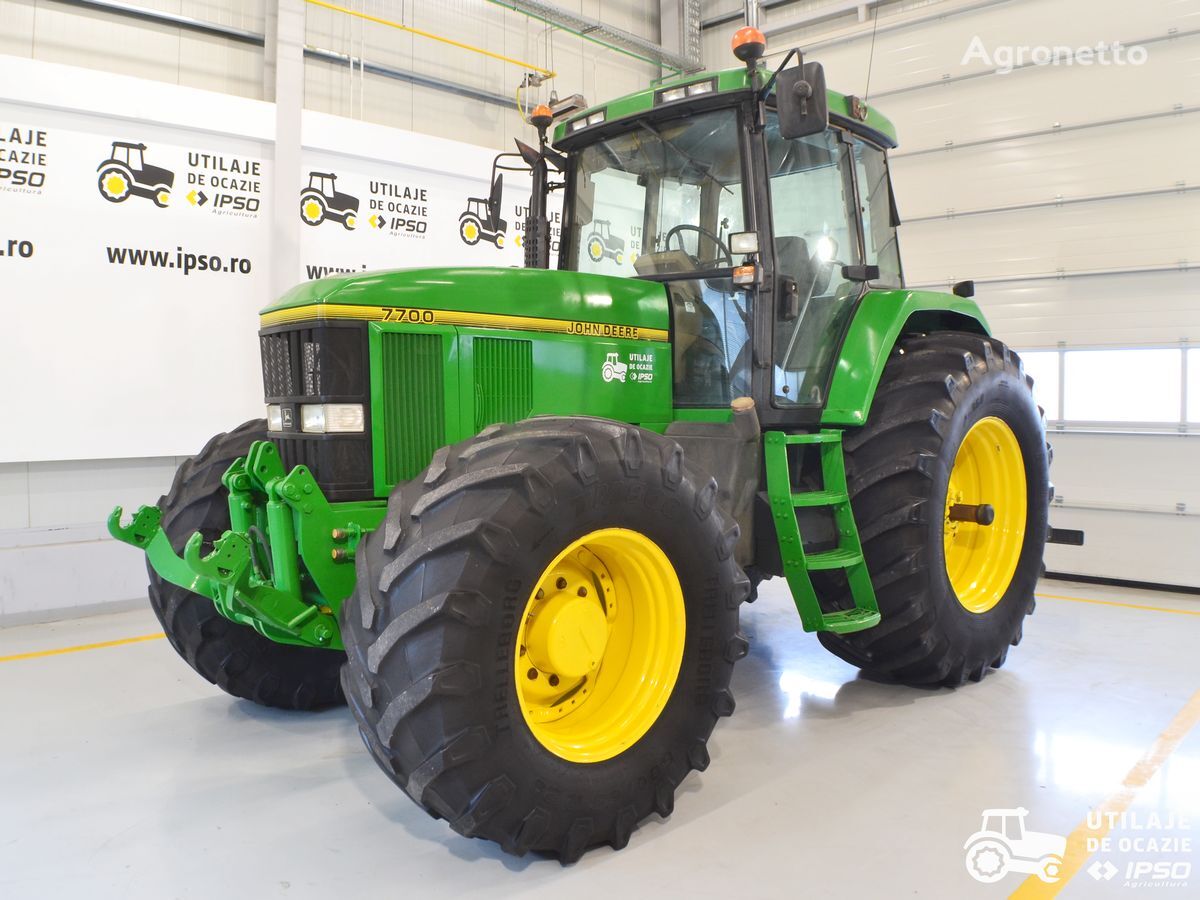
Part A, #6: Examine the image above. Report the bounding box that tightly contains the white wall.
[0,0,665,622]
[700,0,1200,587]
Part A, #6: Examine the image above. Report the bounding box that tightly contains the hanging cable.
[305,0,555,78]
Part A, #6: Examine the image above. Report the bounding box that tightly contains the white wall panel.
[26,458,179,528]
[891,113,1200,220]
[0,0,35,57]
[794,0,1197,99]
[871,37,1199,153]
[1042,432,1200,588]
[902,190,1200,282]
[974,270,1200,347]
[178,30,264,97]
[0,463,29,531]
[30,2,186,85]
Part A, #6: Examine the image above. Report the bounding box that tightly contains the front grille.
[259,321,371,501]
[260,333,295,396]
[380,331,446,484]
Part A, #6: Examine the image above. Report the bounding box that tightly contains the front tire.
[341,418,750,861]
[148,420,345,710]
[817,332,1049,686]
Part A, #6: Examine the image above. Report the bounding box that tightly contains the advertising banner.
[0,61,561,463]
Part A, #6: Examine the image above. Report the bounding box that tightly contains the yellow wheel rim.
[589,239,603,260]
[156,190,170,205]
[944,416,1027,613]
[514,528,685,763]
[462,222,478,240]
[302,199,322,222]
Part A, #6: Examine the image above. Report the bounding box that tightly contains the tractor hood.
[260,267,671,339]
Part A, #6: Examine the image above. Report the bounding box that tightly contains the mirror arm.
[760,48,800,101]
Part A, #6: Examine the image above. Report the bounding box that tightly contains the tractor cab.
[552,44,904,426]
[308,172,343,202]
[110,141,146,171]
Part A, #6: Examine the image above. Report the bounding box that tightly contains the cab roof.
[552,63,898,150]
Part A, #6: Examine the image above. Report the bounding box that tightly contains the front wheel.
[148,420,345,710]
[341,418,750,861]
[817,332,1049,686]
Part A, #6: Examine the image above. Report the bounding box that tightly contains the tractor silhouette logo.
[97,142,174,207]
[301,172,359,230]
[585,219,625,264]
[601,352,628,383]
[964,808,1067,884]
[458,171,506,248]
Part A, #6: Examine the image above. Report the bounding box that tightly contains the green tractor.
[110,31,1063,862]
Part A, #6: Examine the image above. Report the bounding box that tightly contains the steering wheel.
[664,224,733,268]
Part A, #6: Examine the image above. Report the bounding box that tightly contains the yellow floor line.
[1037,592,1200,616]
[0,632,165,663]
[1010,688,1200,898]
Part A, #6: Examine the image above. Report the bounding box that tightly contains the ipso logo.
[962,36,1148,75]
[1086,811,1192,888]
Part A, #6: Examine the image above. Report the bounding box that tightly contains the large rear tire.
[341,418,750,861]
[817,332,1049,686]
[148,420,345,710]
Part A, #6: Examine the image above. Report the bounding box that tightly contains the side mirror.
[953,280,976,298]
[841,264,880,283]
[776,61,828,140]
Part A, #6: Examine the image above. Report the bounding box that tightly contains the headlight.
[266,404,283,432]
[658,86,686,103]
[586,111,606,126]
[300,403,365,433]
[686,80,715,97]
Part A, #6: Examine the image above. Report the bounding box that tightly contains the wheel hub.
[525,582,609,679]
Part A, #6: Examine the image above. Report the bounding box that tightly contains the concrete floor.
[1,578,1198,899]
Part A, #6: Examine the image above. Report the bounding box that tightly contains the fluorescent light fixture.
[729,231,759,255]
[300,403,365,434]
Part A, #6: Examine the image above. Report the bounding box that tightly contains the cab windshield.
[564,109,751,405]
[563,109,745,275]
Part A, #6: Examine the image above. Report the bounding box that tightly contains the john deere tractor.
[110,29,1067,862]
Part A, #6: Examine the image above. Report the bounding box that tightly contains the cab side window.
[766,119,861,406]
[853,141,903,287]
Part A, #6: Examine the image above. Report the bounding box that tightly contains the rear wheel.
[817,332,1049,686]
[148,420,345,710]
[341,418,749,861]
